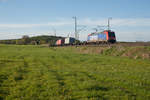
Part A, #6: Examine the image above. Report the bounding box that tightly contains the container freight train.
[55,30,116,46]
[87,30,116,44]
[56,37,76,46]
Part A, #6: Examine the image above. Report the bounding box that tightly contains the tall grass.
[0,45,150,100]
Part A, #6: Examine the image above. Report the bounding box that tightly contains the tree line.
[0,35,64,45]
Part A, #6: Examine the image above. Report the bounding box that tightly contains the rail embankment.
[58,45,150,60]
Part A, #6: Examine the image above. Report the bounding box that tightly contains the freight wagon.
[65,37,76,45]
[87,30,116,43]
[56,39,65,46]
[55,37,76,46]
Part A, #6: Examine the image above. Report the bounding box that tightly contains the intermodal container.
[65,37,75,44]
[56,39,64,45]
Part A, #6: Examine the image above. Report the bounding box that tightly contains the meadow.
[0,45,150,100]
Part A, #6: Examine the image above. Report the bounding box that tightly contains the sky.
[0,0,150,41]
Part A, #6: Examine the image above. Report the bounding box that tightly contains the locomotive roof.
[89,30,114,36]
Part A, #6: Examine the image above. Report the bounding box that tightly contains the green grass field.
[0,45,150,100]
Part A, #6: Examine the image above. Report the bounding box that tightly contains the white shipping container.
[65,37,70,44]
[65,37,75,44]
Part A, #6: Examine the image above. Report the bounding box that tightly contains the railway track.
[51,42,150,47]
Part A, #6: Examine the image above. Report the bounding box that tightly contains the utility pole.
[108,17,112,30]
[54,29,56,36]
[72,16,77,40]
[52,27,56,36]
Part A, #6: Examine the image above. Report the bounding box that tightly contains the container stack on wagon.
[65,37,75,45]
[55,37,76,46]
[56,39,65,46]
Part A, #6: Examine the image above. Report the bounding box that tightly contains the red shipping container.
[56,39,64,45]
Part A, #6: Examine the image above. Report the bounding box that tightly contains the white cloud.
[48,21,72,26]
[111,18,150,27]
[0,24,44,28]
[0,18,150,41]
[0,22,72,28]
[0,18,150,29]
[80,18,150,27]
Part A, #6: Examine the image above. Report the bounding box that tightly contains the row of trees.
[0,35,39,45]
[0,35,63,45]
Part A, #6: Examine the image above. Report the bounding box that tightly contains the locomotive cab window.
[108,32,115,37]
